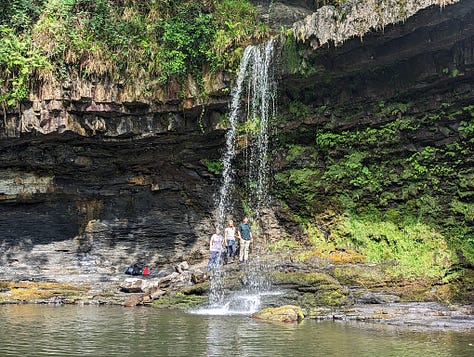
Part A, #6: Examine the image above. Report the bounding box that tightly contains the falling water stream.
[198,39,278,315]
[214,39,277,225]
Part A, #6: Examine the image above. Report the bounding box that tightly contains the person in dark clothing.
[238,217,252,263]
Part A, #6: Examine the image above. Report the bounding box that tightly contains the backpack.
[142,266,150,276]
[125,263,143,276]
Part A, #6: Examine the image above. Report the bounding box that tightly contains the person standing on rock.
[208,227,224,269]
[224,219,237,263]
[238,217,252,263]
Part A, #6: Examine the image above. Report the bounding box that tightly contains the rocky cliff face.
[1,0,472,282]
[0,92,235,281]
[1,40,233,282]
[0,126,227,281]
[273,0,474,265]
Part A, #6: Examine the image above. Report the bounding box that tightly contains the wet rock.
[191,269,208,284]
[355,292,400,304]
[307,302,474,331]
[181,281,210,296]
[271,271,350,306]
[252,305,304,323]
[124,293,143,307]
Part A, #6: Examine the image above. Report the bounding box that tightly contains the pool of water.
[0,304,472,356]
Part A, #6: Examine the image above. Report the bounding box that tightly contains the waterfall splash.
[194,40,278,316]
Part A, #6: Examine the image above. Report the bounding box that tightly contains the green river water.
[0,304,472,356]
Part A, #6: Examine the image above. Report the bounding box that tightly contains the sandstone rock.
[191,269,208,284]
[149,288,166,300]
[123,293,143,307]
[256,1,313,30]
[252,305,304,323]
[0,0,472,289]
[181,281,210,295]
[158,272,180,288]
[0,126,224,282]
[120,278,145,293]
[176,261,190,274]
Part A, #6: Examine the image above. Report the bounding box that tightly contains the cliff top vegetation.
[0,0,270,109]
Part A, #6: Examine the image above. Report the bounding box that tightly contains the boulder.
[176,261,190,274]
[252,305,304,323]
[191,269,208,284]
[120,278,145,293]
[149,288,166,300]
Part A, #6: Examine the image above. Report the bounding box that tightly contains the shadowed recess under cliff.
[0,129,225,278]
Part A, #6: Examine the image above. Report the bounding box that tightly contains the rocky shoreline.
[1,253,473,332]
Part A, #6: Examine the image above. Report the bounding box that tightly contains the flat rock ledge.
[307,302,474,331]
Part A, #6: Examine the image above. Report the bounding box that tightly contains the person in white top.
[208,227,224,269]
[224,220,237,263]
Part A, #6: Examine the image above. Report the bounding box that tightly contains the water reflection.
[0,305,472,356]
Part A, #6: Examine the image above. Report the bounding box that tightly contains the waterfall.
[195,39,278,315]
[214,39,277,228]
[214,47,254,227]
[244,39,277,219]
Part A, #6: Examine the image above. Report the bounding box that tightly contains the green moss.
[281,30,317,78]
[253,305,304,322]
[1,0,270,107]
[332,265,390,287]
[271,271,349,307]
[330,214,455,279]
[152,292,207,309]
[180,281,210,295]
[271,271,340,287]
[289,100,310,120]
[203,159,224,175]
[276,95,474,273]
[267,239,300,252]
[0,281,88,302]
[300,290,349,307]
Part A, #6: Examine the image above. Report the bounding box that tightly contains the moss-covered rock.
[271,271,350,307]
[180,281,210,296]
[300,289,350,308]
[252,305,304,323]
[271,271,339,288]
[152,292,207,309]
[331,265,391,288]
[0,281,88,303]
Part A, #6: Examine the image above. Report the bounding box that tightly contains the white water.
[192,293,262,316]
[244,39,277,218]
[202,40,278,316]
[214,47,255,227]
[192,290,283,316]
